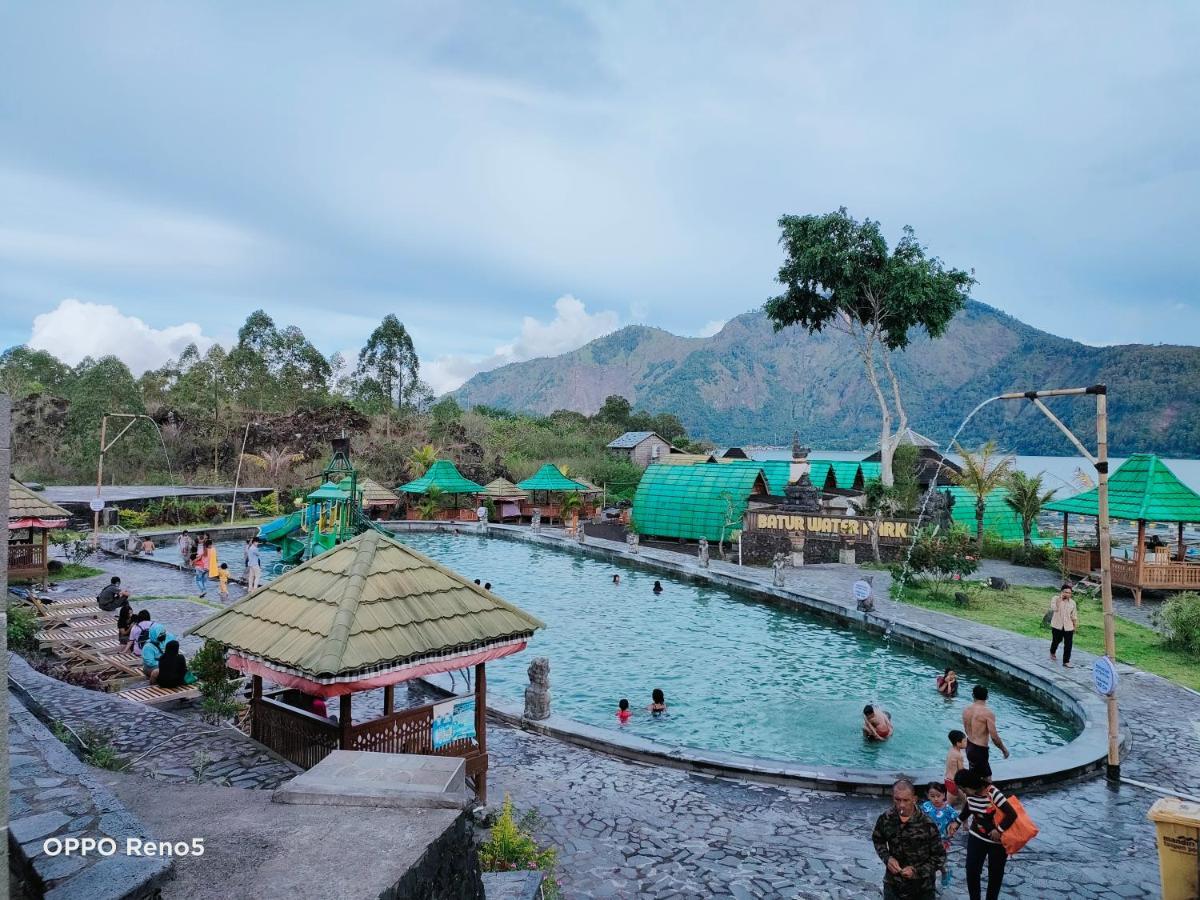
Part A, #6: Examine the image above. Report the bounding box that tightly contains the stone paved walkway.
[9,697,172,898]
[9,654,298,789]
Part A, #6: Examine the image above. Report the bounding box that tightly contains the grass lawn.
[11,562,105,585]
[894,581,1200,692]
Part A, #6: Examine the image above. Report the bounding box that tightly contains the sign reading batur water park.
[745,512,913,543]
[432,696,477,749]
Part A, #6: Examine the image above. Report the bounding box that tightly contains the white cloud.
[697,319,726,337]
[424,294,618,394]
[28,299,216,374]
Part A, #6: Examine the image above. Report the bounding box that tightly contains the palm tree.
[560,490,583,532]
[953,440,1015,548]
[241,447,304,503]
[409,444,438,477]
[416,486,445,520]
[1004,470,1057,549]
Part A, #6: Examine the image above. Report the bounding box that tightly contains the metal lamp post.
[996,384,1119,780]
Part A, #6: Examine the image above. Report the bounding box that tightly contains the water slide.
[257,511,302,545]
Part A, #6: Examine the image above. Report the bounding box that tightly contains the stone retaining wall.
[383,812,485,900]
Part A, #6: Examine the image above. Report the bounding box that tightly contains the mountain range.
[452,301,1200,456]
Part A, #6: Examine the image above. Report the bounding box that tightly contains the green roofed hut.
[398,460,485,522]
[1046,453,1200,605]
[632,462,770,542]
[190,529,543,802]
[940,486,1041,545]
[516,464,593,524]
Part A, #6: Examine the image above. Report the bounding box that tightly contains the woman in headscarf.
[155,640,188,689]
[141,624,176,682]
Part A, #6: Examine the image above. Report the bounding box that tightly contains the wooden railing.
[251,697,339,769]
[8,542,46,573]
[1062,547,1093,576]
[252,696,486,779]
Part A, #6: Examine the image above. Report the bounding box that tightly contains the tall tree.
[227,310,278,411]
[355,315,419,412]
[65,355,153,481]
[1004,470,1057,549]
[0,346,73,399]
[765,208,974,485]
[953,440,1015,547]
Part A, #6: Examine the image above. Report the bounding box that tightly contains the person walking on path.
[193,540,210,597]
[871,778,945,900]
[177,530,193,571]
[1049,584,1079,668]
[245,537,262,593]
[961,685,1009,779]
[954,768,1017,900]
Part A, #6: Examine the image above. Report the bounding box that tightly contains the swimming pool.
[391,532,1077,769]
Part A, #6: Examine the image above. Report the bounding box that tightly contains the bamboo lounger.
[37,626,118,645]
[117,684,200,706]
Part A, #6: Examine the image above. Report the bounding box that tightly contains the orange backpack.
[999,794,1039,856]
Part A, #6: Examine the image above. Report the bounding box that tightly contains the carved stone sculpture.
[698,538,710,568]
[531,509,542,532]
[524,657,551,720]
[626,532,640,554]
[772,552,788,587]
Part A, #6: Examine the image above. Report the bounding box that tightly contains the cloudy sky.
[2,2,1198,393]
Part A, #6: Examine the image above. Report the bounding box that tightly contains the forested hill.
[453,301,1200,456]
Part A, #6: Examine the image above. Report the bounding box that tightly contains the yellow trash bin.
[1148,797,1200,900]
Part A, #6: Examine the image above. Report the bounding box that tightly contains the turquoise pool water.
[394,532,1078,769]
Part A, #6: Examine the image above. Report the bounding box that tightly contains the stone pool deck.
[13,528,1200,897]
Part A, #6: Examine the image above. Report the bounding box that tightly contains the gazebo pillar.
[475,662,487,804]
[1135,519,1146,607]
[1179,522,1186,563]
[383,685,394,716]
[339,693,353,750]
[1062,513,1069,578]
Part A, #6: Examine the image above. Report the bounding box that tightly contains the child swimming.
[616,698,632,724]
[648,688,667,714]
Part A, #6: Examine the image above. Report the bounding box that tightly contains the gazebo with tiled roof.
[190,529,542,800]
[8,479,71,579]
[478,478,528,522]
[337,475,400,518]
[1046,453,1200,604]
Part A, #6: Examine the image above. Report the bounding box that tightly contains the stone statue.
[576,521,586,544]
[626,532,640,554]
[531,509,542,532]
[921,486,955,531]
[523,657,551,720]
[698,538,710,568]
[772,552,788,587]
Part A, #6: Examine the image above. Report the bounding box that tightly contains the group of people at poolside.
[110,596,191,689]
[867,678,1016,899]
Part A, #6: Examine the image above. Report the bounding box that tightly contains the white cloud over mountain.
[424,295,618,394]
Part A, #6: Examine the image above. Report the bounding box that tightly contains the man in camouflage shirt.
[871,778,946,900]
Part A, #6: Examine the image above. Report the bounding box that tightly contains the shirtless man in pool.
[962,684,1009,778]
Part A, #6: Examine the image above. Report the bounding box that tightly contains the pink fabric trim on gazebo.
[9,518,69,529]
[227,640,528,699]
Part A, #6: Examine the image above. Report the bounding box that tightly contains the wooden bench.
[38,626,118,645]
[117,684,200,706]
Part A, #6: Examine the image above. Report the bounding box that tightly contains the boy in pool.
[862,704,893,741]
[921,781,961,888]
[616,698,632,724]
[648,688,667,714]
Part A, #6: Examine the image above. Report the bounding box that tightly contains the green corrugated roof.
[631,464,769,541]
[516,464,588,492]
[718,459,790,495]
[860,461,882,483]
[189,530,543,681]
[808,461,833,491]
[307,480,350,501]
[1044,453,1200,522]
[941,486,1040,543]
[398,460,484,495]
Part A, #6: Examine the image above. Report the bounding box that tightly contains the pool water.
[391,532,1078,769]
